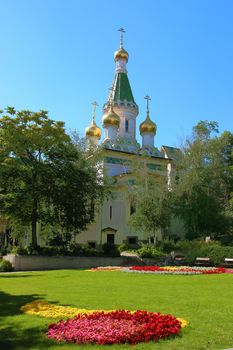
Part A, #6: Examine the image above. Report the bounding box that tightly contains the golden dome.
[103,104,120,127]
[140,114,157,135]
[114,47,129,62]
[85,121,102,139]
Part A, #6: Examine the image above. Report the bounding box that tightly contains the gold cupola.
[114,47,129,62]
[140,95,157,135]
[85,102,102,139]
[102,103,120,127]
[114,27,129,62]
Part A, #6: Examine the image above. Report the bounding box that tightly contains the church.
[76,29,182,248]
[77,28,181,247]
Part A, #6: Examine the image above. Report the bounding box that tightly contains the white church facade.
[77,29,182,248]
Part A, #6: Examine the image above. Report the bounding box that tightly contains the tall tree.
[128,159,172,243]
[172,121,233,239]
[0,107,105,247]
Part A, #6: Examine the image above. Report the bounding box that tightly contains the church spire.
[140,95,157,148]
[119,27,125,48]
[114,27,129,63]
[85,101,102,145]
[110,28,135,105]
[102,29,138,144]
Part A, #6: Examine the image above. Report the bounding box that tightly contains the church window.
[130,203,136,215]
[88,241,96,249]
[110,205,112,220]
[125,120,129,132]
[150,236,155,244]
[107,234,115,244]
[90,201,95,220]
[127,236,138,245]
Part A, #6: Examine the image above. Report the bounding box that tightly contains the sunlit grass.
[0,269,233,349]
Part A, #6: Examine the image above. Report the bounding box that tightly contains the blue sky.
[0,0,232,148]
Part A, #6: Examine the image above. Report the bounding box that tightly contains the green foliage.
[172,121,233,238]
[159,239,178,253]
[185,244,233,266]
[118,243,130,253]
[129,193,171,237]
[136,245,165,259]
[0,259,13,272]
[162,239,233,266]
[0,107,106,247]
[125,156,172,240]
[102,243,120,257]
[0,246,7,256]
[10,246,29,255]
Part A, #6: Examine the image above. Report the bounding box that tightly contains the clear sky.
[0,0,232,148]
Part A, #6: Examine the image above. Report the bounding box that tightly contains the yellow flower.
[21,300,115,319]
[177,317,189,328]
[21,300,189,329]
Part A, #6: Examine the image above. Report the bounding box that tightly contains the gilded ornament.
[102,104,120,127]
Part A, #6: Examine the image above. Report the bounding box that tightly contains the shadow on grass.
[0,291,66,349]
[0,274,43,278]
[0,291,43,317]
[0,323,62,350]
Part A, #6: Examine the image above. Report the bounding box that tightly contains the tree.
[128,159,172,243]
[172,120,233,239]
[0,107,105,248]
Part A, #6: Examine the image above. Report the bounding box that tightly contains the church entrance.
[107,233,115,244]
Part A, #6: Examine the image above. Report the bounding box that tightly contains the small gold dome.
[85,121,102,139]
[140,114,157,135]
[114,47,129,62]
[103,104,120,127]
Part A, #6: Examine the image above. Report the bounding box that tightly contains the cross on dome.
[144,95,151,114]
[91,101,98,123]
[114,28,128,63]
[118,27,125,48]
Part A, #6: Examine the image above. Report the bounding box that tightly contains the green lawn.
[0,269,233,350]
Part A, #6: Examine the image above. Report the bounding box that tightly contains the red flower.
[47,310,181,345]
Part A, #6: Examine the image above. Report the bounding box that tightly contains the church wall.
[110,105,137,140]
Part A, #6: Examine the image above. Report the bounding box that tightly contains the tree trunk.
[31,218,37,248]
[31,198,38,248]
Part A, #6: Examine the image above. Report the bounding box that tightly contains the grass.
[0,269,233,350]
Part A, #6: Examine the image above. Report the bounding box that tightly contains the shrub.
[0,246,7,256]
[181,242,233,266]
[102,243,120,257]
[10,246,29,255]
[118,243,130,253]
[0,259,13,272]
[74,244,101,257]
[159,240,177,253]
[136,245,165,259]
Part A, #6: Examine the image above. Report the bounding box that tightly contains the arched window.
[125,120,129,132]
[110,205,112,220]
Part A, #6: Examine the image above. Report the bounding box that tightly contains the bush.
[179,241,233,266]
[0,246,7,256]
[0,259,13,272]
[72,244,101,257]
[118,243,130,253]
[102,243,120,257]
[10,246,29,255]
[159,240,177,253]
[136,245,165,259]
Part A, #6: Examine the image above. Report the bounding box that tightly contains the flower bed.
[21,300,188,345]
[86,266,123,272]
[21,300,114,319]
[123,266,226,275]
[47,310,183,345]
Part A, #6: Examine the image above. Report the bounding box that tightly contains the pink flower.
[47,310,181,345]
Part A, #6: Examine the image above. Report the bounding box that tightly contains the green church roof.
[112,72,135,104]
[161,146,182,162]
